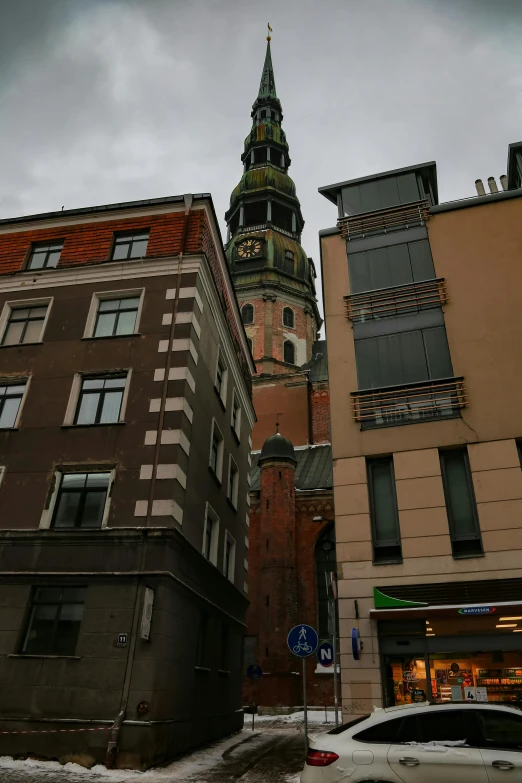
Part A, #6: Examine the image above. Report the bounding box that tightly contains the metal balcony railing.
[351,377,466,428]
[344,278,448,322]
[338,200,430,240]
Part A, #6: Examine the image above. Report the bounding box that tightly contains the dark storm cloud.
[0,0,521,316]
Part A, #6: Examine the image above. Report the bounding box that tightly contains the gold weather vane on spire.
[267,22,273,42]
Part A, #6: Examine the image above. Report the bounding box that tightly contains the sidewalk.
[0,724,317,783]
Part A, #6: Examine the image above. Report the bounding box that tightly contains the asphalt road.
[0,729,306,783]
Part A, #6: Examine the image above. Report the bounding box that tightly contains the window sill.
[452,551,485,560]
[372,559,403,566]
[0,427,18,432]
[8,654,81,660]
[61,422,126,429]
[218,669,230,676]
[82,334,141,342]
[194,666,211,673]
[0,341,43,349]
[208,466,222,486]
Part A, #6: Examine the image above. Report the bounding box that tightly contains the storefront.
[372,587,522,708]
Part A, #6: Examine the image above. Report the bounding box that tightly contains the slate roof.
[250,444,332,492]
[301,340,328,382]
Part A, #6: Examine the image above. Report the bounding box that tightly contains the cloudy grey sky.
[1,0,521,313]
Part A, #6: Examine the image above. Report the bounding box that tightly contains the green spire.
[257,40,277,101]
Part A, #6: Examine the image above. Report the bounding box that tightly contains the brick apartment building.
[319,141,522,716]
[225,38,336,709]
[0,194,255,769]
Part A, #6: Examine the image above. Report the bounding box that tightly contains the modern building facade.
[319,141,522,716]
[225,38,336,709]
[0,194,255,769]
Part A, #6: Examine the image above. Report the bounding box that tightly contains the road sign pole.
[302,656,308,755]
[332,598,339,726]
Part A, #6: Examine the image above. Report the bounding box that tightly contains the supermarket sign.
[458,606,496,615]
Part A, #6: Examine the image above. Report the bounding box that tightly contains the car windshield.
[327,715,370,735]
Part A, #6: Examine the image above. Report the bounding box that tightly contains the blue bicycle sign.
[287,624,318,658]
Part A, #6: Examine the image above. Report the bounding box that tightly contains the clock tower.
[225,37,321,381]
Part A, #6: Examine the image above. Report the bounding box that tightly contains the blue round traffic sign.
[317,641,334,667]
[246,664,263,680]
[287,624,318,657]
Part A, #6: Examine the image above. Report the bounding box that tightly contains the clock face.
[237,238,262,259]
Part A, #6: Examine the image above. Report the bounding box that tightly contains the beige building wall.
[321,194,522,719]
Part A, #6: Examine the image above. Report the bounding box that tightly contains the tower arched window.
[242,304,254,325]
[283,340,295,365]
[283,250,294,276]
[315,525,337,641]
[283,307,295,329]
[247,338,253,355]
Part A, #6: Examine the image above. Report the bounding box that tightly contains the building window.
[440,448,483,558]
[27,241,63,270]
[111,232,149,261]
[209,420,224,481]
[93,296,140,338]
[243,635,257,668]
[241,304,254,325]
[203,503,219,565]
[228,458,239,508]
[231,393,241,439]
[52,472,112,529]
[517,441,522,468]
[283,250,295,276]
[315,526,337,640]
[2,304,49,346]
[348,239,436,295]
[283,340,295,364]
[21,586,86,656]
[223,534,236,581]
[74,374,126,425]
[196,612,210,668]
[367,457,402,563]
[247,337,253,355]
[283,306,295,328]
[0,381,26,429]
[215,351,228,406]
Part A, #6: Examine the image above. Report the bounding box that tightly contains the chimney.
[487,176,499,194]
[475,179,486,196]
[500,174,508,191]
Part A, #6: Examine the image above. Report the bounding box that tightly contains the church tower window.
[283,340,295,365]
[283,307,294,329]
[242,304,254,324]
[283,250,294,276]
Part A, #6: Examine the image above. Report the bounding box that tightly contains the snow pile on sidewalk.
[0,755,140,778]
[250,710,336,728]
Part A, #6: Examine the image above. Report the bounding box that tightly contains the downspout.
[105,194,193,768]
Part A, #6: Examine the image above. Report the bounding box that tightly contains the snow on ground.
[0,728,290,782]
[249,710,336,729]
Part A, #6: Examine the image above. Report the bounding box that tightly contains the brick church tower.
[225,37,324,448]
[227,35,337,711]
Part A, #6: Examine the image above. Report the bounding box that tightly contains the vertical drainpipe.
[105,195,193,768]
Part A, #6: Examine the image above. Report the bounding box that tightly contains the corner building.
[225,41,337,710]
[319,141,522,715]
[0,195,255,769]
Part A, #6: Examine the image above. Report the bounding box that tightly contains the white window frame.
[223,531,236,582]
[0,376,31,429]
[39,467,116,530]
[63,369,132,426]
[227,455,239,509]
[83,289,145,339]
[231,391,242,440]
[215,349,228,407]
[282,306,295,329]
[202,503,220,566]
[0,298,53,346]
[209,419,224,481]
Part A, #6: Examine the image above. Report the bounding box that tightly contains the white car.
[301,701,522,782]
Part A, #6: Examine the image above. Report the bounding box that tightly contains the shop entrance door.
[383,655,430,707]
